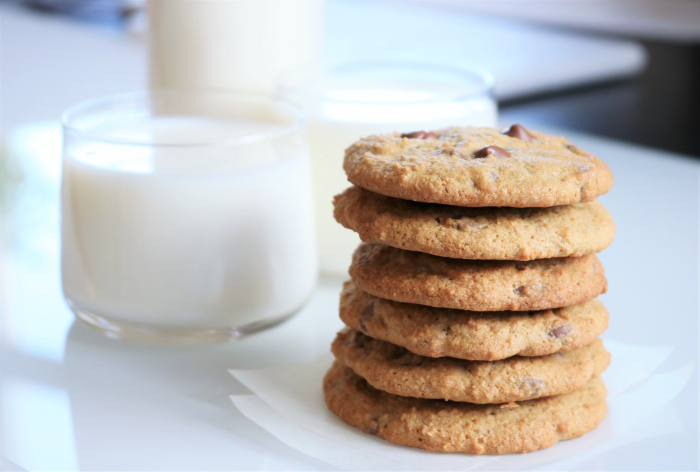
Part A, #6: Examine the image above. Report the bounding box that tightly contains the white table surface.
[1,122,697,471]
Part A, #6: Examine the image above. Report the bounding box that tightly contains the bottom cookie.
[324,361,607,455]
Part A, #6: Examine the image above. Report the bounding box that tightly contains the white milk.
[61,117,316,328]
[295,88,498,274]
[148,0,323,94]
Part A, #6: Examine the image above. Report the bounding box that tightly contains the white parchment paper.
[229,340,693,471]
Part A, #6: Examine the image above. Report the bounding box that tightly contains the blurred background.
[1,0,699,155]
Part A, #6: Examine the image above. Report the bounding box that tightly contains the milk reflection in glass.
[61,97,316,336]
[281,65,497,274]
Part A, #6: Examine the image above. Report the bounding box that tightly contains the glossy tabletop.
[1,123,697,471]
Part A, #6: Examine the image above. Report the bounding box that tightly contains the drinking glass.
[279,62,497,275]
[61,91,316,343]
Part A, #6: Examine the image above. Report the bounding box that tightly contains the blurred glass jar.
[148,0,323,95]
[279,62,498,275]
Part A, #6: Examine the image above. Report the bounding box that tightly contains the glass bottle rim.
[61,89,307,148]
[277,61,495,105]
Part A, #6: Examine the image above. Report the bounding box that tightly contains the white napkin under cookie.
[229,340,691,471]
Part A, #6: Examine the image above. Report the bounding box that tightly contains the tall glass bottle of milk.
[280,63,498,275]
[148,0,324,94]
[61,91,316,343]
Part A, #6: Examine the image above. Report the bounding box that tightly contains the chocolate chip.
[401,130,436,139]
[514,285,526,295]
[515,263,528,271]
[366,420,380,435]
[358,318,368,333]
[502,124,534,141]
[449,148,466,159]
[523,378,545,396]
[358,302,375,333]
[474,145,510,158]
[549,325,572,338]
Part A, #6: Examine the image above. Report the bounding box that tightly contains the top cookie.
[343,125,613,207]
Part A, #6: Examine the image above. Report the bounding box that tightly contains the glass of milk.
[279,62,498,275]
[60,91,317,343]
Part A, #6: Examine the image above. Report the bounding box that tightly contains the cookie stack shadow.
[323,125,616,455]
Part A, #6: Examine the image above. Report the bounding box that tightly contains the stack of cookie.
[324,125,616,455]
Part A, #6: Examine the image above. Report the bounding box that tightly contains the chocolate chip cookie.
[349,243,607,311]
[339,282,608,360]
[324,361,608,454]
[343,125,613,208]
[334,186,615,260]
[332,328,609,403]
